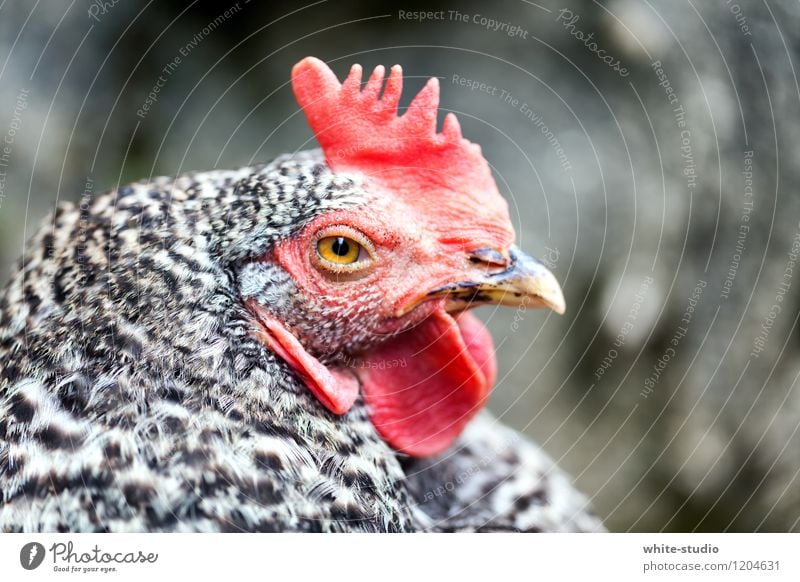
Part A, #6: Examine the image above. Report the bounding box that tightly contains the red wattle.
[355,309,495,457]
[250,302,359,415]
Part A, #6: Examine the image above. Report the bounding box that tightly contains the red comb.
[290,57,509,232]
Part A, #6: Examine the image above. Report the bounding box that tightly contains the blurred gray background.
[1,0,799,532]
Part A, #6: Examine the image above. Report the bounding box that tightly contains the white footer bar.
[1,533,797,581]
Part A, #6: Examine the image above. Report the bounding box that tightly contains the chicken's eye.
[312,227,375,273]
[317,236,361,264]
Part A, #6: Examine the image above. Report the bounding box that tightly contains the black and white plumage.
[0,152,601,532]
[0,57,604,533]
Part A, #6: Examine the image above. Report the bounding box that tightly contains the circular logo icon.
[19,542,46,570]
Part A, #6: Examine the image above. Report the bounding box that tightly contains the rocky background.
[0,0,798,532]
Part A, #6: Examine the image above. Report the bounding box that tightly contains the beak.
[427,245,566,315]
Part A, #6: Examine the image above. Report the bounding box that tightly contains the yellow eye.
[312,226,376,274]
[316,235,363,265]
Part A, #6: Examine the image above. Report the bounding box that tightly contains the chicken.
[0,57,603,532]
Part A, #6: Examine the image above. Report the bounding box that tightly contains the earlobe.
[247,299,359,414]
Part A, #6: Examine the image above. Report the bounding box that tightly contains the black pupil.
[331,237,350,257]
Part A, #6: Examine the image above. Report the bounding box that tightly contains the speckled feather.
[0,150,602,532]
